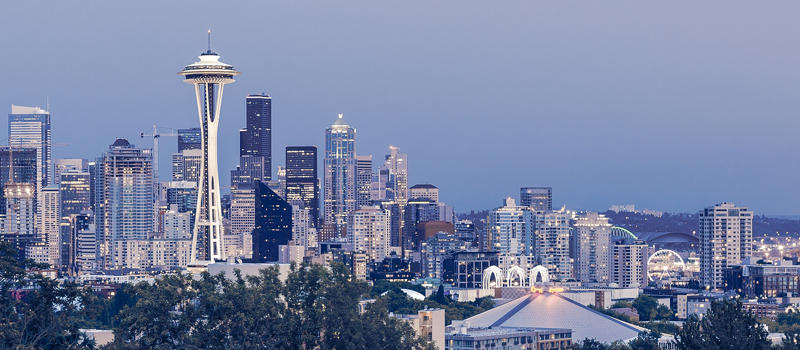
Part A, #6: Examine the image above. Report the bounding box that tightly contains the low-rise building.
[393,308,445,350]
[446,325,572,350]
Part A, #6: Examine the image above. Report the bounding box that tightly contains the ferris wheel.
[647,249,685,281]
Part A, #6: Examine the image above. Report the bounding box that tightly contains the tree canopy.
[107,262,434,350]
[674,299,771,350]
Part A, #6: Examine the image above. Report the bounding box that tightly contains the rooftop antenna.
[207,30,212,53]
[46,95,49,112]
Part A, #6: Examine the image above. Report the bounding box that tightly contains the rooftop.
[460,292,644,343]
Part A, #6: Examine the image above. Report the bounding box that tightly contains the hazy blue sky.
[3,2,800,215]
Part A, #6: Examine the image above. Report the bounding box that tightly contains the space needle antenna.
[207,30,211,52]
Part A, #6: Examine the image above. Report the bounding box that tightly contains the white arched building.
[482,265,551,289]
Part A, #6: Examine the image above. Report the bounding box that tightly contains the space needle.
[178,31,240,263]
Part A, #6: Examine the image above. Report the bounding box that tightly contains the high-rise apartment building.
[356,155,373,209]
[487,198,535,256]
[520,187,552,212]
[347,206,391,262]
[177,127,202,151]
[9,105,51,191]
[38,185,60,269]
[324,114,356,229]
[699,202,753,289]
[384,146,408,205]
[252,181,292,262]
[572,212,612,283]
[534,210,572,281]
[98,139,154,270]
[290,199,317,250]
[285,146,319,228]
[610,238,647,288]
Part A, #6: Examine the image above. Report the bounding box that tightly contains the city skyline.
[3,2,800,215]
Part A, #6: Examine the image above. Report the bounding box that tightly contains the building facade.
[9,105,51,191]
[572,212,612,283]
[99,139,154,270]
[699,202,753,289]
[355,155,373,209]
[520,187,552,212]
[347,206,391,262]
[487,198,535,256]
[252,181,292,262]
[324,114,356,229]
[533,210,572,281]
[285,146,319,228]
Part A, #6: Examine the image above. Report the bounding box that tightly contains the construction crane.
[140,125,178,181]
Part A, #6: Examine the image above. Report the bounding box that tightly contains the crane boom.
[140,125,178,182]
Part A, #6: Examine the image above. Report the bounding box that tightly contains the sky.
[2,1,800,215]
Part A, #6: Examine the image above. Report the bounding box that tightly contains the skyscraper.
[9,105,51,191]
[699,202,753,289]
[324,114,356,229]
[59,171,91,274]
[520,187,552,212]
[238,94,272,181]
[98,139,153,270]
[384,146,408,205]
[355,155,372,209]
[177,127,202,151]
[252,181,292,262]
[178,42,240,262]
[572,212,612,283]
[285,146,319,228]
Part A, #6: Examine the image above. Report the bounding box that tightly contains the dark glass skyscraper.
[241,94,272,180]
[177,127,202,151]
[285,146,319,228]
[252,180,291,262]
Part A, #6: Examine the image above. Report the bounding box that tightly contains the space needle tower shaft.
[178,31,240,263]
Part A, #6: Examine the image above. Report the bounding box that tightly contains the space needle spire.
[178,33,240,263]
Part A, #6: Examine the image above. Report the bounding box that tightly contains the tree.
[674,299,771,350]
[779,328,800,350]
[628,330,660,350]
[108,261,432,349]
[570,338,611,350]
[632,294,659,321]
[430,285,450,305]
[0,241,96,349]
